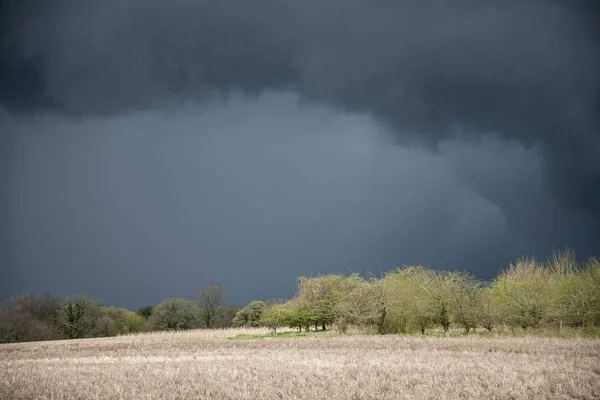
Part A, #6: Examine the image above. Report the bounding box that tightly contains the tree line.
[0,284,238,343]
[235,250,599,335]
[1,250,599,343]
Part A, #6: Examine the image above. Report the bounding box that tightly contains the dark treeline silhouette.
[0,284,239,343]
[2,251,599,343]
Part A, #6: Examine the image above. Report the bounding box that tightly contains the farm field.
[1,329,599,400]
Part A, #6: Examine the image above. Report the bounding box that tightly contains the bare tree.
[198,284,225,329]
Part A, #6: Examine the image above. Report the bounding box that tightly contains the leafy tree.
[234,301,267,327]
[102,307,146,334]
[260,303,291,334]
[477,289,501,332]
[148,298,202,331]
[335,281,386,333]
[450,273,483,333]
[57,295,103,339]
[381,267,435,334]
[295,274,362,330]
[490,257,555,329]
[137,305,154,320]
[198,284,225,329]
[284,297,318,332]
[556,257,600,327]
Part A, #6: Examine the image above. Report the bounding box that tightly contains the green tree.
[260,303,291,334]
[477,289,501,332]
[137,305,154,320]
[335,280,386,333]
[148,298,202,331]
[102,307,146,334]
[489,257,554,329]
[450,274,483,333]
[295,274,362,330]
[381,267,435,334]
[234,301,267,327]
[57,295,103,339]
[556,257,600,327]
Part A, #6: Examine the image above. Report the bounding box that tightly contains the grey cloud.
[1,0,598,219]
[1,1,598,307]
[4,92,521,308]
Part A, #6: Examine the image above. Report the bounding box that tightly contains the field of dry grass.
[1,329,599,399]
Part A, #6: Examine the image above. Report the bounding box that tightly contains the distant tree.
[57,295,103,339]
[102,307,146,334]
[295,274,362,330]
[136,305,154,320]
[477,289,501,332]
[450,274,483,333]
[553,256,600,328]
[261,303,291,334]
[381,267,435,334]
[234,301,267,327]
[213,305,241,328]
[94,315,118,337]
[148,298,202,331]
[335,281,386,333]
[490,257,554,329]
[198,284,225,329]
[0,293,62,343]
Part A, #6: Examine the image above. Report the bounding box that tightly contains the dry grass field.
[1,329,599,400]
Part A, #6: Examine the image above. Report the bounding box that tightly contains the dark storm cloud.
[1,1,599,307]
[1,0,598,217]
[3,92,523,308]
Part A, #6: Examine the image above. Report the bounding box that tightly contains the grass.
[1,328,599,399]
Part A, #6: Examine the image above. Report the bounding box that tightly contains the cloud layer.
[1,1,598,306]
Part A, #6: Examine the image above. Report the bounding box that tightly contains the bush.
[57,295,103,339]
[0,293,62,343]
[334,281,386,333]
[234,301,267,327]
[148,298,202,331]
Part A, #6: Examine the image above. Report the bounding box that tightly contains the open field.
[1,329,599,400]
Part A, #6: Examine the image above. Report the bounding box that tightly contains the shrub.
[148,298,202,331]
[234,301,267,327]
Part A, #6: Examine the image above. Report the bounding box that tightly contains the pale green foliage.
[100,307,146,335]
[449,274,482,333]
[558,257,600,327]
[260,303,291,333]
[477,289,501,331]
[285,297,318,331]
[148,298,202,331]
[294,274,362,330]
[489,257,555,328]
[420,270,463,332]
[334,280,386,333]
[381,267,435,334]
[234,301,267,327]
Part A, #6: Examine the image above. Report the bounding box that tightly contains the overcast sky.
[1,0,598,309]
